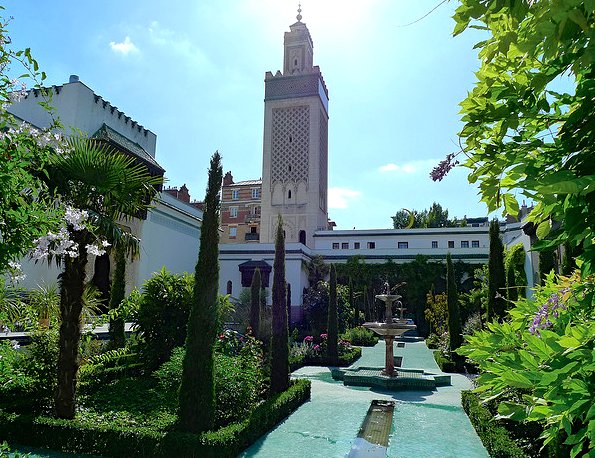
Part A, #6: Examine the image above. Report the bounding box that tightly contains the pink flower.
[313,344,320,351]
[304,336,313,342]
[320,333,328,339]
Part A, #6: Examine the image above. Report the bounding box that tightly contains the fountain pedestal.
[383,336,395,376]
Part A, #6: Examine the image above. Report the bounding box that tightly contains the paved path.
[240,340,488,458]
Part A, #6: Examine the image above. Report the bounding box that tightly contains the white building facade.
[8,76,202,292]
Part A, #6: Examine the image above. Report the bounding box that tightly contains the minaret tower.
[260,5,329,246]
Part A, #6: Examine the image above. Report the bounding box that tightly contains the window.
[448,240,455,248]
[332,242,340,250]
[229,227,237,237]
[226,281,232,295]
[367,242,376,249]
[299,230,306,245]
[252,206,261,215]
[472,240,480,248]
[230,207,238,218]
[461,241,469,248]
[354,242,360,249]
[398,242,409,249]
[342,242,349,249]
[288,190,292,199]
[251,188,260,199]
[250,226,257,234]
[231,189,239,200]
[432,241,438,249]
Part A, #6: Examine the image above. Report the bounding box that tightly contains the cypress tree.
[327,264,339,364]
[506,260,518,302]
[249,267,261,339]
[270,215,289,394]
[348,276,356,327]
[363,285,371,322]
[539,248,556,283]
[286,282,292,326]
[488,219,506,321]
[178,151,222,433]
[446,253,462,353]
[108,244,126,348]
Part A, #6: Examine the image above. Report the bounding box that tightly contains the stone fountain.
[362,282,416,377]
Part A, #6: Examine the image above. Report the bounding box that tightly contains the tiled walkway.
[240,340,488,458]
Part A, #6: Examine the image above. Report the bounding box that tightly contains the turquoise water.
[241,341,488,458]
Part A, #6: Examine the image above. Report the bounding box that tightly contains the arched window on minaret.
[288,190,292,199]
[226,280,232,295]
[299,230,306,245]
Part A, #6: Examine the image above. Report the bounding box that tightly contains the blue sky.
[6,1,497,229]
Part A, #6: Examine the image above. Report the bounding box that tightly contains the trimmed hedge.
[461,391,528,458]
[0,379,311,457]
[433,350,457,372]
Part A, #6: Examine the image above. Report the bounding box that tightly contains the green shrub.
[0,380,311,458]
[340,327,378,346]
[154,339,265,428]
[461,391,529,458]
[133,268,193,371]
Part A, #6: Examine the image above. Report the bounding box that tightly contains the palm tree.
[46,136,161,419]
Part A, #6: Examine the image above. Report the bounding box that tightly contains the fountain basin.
[362,322,416,337]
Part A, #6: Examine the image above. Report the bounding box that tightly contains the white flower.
[8,261,21,270]
[64,206,89,231]
[101,240,110,247]
[86,244,106,257]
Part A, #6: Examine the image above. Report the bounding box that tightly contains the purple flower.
[304,336,313,342]
[430,153,459,182]
[529,292,566,336]
[313,344,320,351]
[320,333,328,339]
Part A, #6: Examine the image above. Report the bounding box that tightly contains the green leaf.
[536,220,552,239]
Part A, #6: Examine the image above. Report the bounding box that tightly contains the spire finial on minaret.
[296,3,302,22]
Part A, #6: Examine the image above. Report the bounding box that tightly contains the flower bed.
[289,333,362,371]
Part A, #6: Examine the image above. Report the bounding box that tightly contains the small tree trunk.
[446,253,462,355]
[55,233,88,419]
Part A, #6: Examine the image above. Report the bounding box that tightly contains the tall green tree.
[440,1,595,274]
[46,137,161,419]
[487,219,506,321]
[178,151,222,433]
[505,243,526,302]
[327,264,338,364]
[446,253,462,353]
[108,244,126,348]
[270,215,289,394]
[249,267,261,339]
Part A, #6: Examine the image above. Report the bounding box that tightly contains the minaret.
[260,6,329,247]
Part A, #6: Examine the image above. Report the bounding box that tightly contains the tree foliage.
[391,202,465,229]
[327,264,338,364]
[249,267,261,339]
[178,151,222,433]
[488,219,506,321]
[270,215,289,394]
[449,0,595,274]
[505,243,526,302]
[0,12,60,273]
[446,253,463,353]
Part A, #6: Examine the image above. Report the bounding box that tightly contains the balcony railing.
[245,214,261,223]
[245,233,260,241]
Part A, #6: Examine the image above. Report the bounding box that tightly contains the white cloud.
[378,160,437,174]
[109,36,138,55]
[328,187,361,209]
